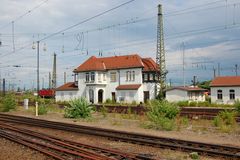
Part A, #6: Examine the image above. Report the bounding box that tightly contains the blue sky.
[0,0,240,90]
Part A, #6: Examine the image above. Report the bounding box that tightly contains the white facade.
[166,89,205,102]
[55,91,78,102]
[56,68,156,103]
[211,86,240,104]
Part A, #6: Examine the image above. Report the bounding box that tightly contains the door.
[89,89,94,104]
[144,91,149,103]
[112,92,116,102]
[98,89,103,103]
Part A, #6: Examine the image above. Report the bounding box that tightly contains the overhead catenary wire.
[39,0,136,42]
[0,0,49,30]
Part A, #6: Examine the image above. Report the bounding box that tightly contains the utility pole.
[49,72,52,89]
[182,42,185,87]
[3,78,5,96]
[213,67,216,78]
[52,53,57,89]
[235,64,238,76]
[37,41,40,95]
[155,4,167,99]
[42,77,44,89]
[218,63,220,76]
[192,76,197,87]
[64,72,66,84]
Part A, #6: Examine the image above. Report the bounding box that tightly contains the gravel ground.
[0,137,53,160]
[0,108,239,160]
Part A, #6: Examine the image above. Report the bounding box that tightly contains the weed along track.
[0,122,147,160]
[0,113,239,159]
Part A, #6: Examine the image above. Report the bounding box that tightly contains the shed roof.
[210,76,240,87]
[55,82,78,91]
[167,86,206,92]
[116,84,141,90]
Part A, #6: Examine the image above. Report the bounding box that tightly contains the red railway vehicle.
[38,89,55,98]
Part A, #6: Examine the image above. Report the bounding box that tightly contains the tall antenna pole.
[64,72,66,84]
[235,64,238,76]
[182,42,185,87]
[49,72,52,89]
[52,53,57,89]
[155,4,167,99]
[37,41,40,95]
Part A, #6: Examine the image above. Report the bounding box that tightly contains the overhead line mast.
[156,4,167,99]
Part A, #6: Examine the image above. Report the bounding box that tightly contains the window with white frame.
[132,71,135,81]
[61,92,64,98]
[229,89,235,100]
[103,73,106,81]
[126,71,135,81]
[217,90,223,100]
[143,73,148,81]
[126,71,129,81]
[86,72,89,82]
[110,72,117,82]
[91,72,95,82]
[98,73,102,82]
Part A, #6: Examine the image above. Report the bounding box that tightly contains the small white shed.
[166,86,206,102]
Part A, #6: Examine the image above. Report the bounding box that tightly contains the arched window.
[229,89,235,100]
[217,90,222,100]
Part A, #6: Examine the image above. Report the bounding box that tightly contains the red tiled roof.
[74,54,158,72]
[142,58,159,71]
[55,82,78,91]
[210,76,240,87]
[167,86,206,92]
[116,84,141,90]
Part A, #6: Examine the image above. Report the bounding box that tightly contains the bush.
[177,101,189,107]
[100,105,108,118]
[38,105,48,115]
[1,94,17,112]
[104,98,112,104]
[235,100,240,113]
[213,110,237,132]
[64,97,92,119]
[146,100,179,130]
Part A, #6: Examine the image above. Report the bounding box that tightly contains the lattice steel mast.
[52,53,57,89]
[155,4,167,98]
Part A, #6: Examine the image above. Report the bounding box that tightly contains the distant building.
[210,76,240,104]
[55,54,159,103]
[166,86,206,102]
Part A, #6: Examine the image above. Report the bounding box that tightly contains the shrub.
[1,94,17,112]
[64,97,92,119]
[176,101,189,107]
[104,98,113,104]
[190,152,199,160]
[234,100,240,113]
[213,110,237,132]
[146,100,179,130]
[38,105,48,115]
[100,105,108,118]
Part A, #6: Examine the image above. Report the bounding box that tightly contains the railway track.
[0,113,239,159]
[0,122,147,160]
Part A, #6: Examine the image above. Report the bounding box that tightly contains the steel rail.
[0,122,144,160]
[0,113,239,159]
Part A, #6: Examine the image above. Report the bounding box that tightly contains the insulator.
[32,41,36,49]
[43,43,47,52]
[62,45,64,53]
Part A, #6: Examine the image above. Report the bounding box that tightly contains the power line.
[0,0,49,30]
[39,0,136,42]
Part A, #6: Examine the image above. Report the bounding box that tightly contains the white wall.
[142,83,156,100]
[166,90,188,102]
[55,91,78,102]
[211,86,240,104]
